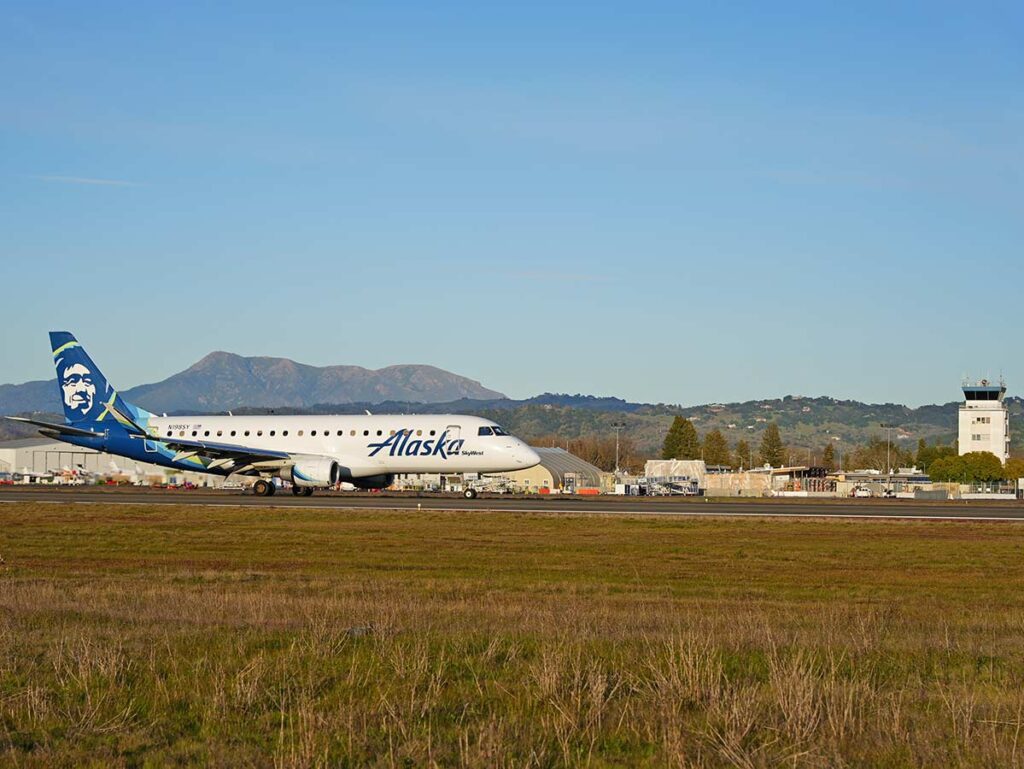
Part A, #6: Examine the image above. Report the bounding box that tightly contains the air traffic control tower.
[958,379,1010,462]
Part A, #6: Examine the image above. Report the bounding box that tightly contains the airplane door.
[446,425,461,440]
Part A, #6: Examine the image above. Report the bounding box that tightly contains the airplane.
[14,467,54,483]
[7,332,541,497]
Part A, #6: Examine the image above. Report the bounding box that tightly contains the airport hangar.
[0,437,606,492]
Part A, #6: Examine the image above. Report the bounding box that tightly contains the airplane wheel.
[302,488,314,497]
[464,488,477,499]
[291,486,303,496]
[253,479,273,497]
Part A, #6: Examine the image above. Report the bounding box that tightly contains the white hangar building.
[0,436,222,486]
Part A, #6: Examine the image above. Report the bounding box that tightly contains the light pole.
[880,422,898,492]
[611,421,626,476]
[832,435,842,472]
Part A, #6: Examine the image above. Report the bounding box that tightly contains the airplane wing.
[102,402,295,475]
[125,432,294,475]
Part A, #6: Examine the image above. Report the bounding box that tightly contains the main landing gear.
[252,479,276,497]
[291,486,314,497]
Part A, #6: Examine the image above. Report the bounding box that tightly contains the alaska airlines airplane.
[7,332,541,497]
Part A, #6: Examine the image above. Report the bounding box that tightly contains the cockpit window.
[492,425,509,436]
[477,426,494,436]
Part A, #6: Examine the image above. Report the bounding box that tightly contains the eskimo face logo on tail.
[367,429,465,459]
[60,362,97,418]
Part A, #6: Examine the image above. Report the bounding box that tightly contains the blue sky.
[2,1,1021,406]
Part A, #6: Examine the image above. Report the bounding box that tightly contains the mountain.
[0,352,505,415]
[0,379,57,415]
[123,352,505,412]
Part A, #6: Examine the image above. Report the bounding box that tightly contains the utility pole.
[611,421,626,476]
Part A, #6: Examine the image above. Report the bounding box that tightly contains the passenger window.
[270,430,275,437]
[298,430,304,437]
[167,431,172,437]
[390,430,396,436]
[350,430,355,436]
[429,430,436,436]
[217,430,222,437]
[416,430,422,436]
[283,430,289,437]
[257,430,263,437]
[230,431,236,437]
[204,431,210,437]
[244,431,250,437]
[363,430,369,436]
[192,431,197,437]
[337,430,342,436]
[376,430,382,436]
[311,430,317,437]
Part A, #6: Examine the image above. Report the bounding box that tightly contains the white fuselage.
[146,413,539,477]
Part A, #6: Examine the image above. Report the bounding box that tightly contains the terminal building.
[958,379,1010,463]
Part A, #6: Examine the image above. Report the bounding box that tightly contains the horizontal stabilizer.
[5,416,106,438]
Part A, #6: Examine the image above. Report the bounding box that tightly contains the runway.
[2,486,1023,521]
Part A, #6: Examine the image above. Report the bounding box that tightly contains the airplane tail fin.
[50,332,152,428]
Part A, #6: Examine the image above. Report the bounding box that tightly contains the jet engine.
[284,457,340,488]
[351,473,395,490]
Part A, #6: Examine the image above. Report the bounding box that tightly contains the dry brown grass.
[2,502,1024,767]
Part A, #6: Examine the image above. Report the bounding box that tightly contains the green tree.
[962,451,1005,482]
[927,455,961,482]
[758,423,785,467]
[928,452,1005,483]
[1005,458,1024,482]
[735,439,752,470]
[702,429,732,466]
[662,416,700,460]
[917,439,957,471]
[822,442,836,471]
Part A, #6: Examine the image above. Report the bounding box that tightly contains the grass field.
[3,503,1024,767]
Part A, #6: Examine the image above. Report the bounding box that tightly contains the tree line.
[661,416,785,468]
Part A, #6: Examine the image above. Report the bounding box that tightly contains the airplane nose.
[518,443,541,467]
